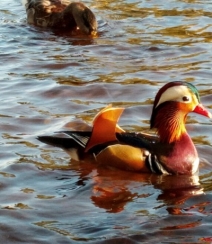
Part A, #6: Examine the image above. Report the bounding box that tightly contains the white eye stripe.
[155,85,191,108]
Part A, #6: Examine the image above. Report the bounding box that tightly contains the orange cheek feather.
[178,102,194,113]
[85,105,125,152]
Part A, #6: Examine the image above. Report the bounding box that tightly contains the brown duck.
[24,0,97,35]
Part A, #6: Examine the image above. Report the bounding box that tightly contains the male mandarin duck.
[24,0,97,35]
[38,81,211,175]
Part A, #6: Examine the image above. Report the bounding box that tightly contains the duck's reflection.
[71,161,203,213]
[152,174,203,215]
[153,174,203,203]
[52,29,98,45]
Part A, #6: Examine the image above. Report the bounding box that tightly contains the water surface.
[1,0,212,243]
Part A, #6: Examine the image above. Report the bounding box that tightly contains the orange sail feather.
[85,105,125,152]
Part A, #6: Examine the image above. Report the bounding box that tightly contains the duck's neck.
[152,103,187,144]
[151,103,199,174]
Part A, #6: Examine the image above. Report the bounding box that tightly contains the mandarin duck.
[38,81,211,175]
[24,0,97,35]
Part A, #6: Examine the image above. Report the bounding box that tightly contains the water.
[1,0,212,243]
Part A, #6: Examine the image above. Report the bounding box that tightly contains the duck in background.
[38,81,211,175]
[24,0,97,35]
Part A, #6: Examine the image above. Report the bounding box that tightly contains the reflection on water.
[0,0,212,242]
[85,166,203,214]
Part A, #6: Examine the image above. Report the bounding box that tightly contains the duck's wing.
[37,131,91,161]
[38,130,158,151]
[37,131,169,173]
[116,132,158,151]
[37,131,91,149]
[38,129,153,157]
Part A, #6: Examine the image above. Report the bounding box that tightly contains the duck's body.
[38,82,211,175]
[25,0,97,34]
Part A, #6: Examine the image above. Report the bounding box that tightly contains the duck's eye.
[182,96,190,102]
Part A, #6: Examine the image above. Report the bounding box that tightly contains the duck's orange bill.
[85,105,125,152]
[193,104,212,118]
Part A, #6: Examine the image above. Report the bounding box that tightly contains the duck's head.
[70,2,97,35]
[150,81,211,143]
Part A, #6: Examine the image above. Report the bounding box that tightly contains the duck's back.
[26,0,71,12]
[25,0,71,27]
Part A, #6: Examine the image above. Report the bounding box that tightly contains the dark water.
[1,0,212,243]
